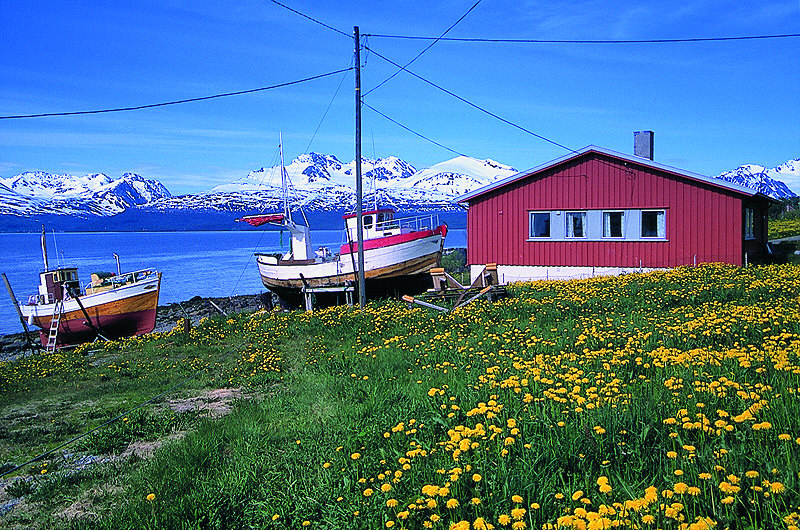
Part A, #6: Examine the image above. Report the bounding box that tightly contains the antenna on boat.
[354,26,366,308]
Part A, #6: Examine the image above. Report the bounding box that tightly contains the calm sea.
[0,228,466,336]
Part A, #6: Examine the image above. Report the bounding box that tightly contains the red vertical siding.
[465,152,748,268]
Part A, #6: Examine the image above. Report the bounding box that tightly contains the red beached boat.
[18,229,161,350]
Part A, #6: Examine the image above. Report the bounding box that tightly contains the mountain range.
[0,154,797,231]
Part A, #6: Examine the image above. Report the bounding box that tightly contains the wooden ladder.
[45,299,63,353]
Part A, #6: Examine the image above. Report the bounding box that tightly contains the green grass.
[1,264,800,529]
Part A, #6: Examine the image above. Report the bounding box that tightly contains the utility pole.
[354,26,366,308]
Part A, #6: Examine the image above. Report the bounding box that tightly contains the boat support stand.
[72,295,111,343]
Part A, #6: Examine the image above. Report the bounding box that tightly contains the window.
[566,212,586,238]
[603,211,624,238]
[744,208,755,239]
[641,210,665,238]
[363,215,373,229]
[530,212,551,238]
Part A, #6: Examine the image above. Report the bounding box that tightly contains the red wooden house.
[457,145,773,283]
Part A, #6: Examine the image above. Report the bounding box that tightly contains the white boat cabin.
[343,209,406,242]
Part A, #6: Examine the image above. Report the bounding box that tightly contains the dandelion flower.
[146,493,156,502]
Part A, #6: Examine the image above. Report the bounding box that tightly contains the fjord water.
[0,228,466,336]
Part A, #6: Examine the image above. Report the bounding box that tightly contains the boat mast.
[280,132,291,223]
[354,26,366,308]
[40,224,49,272]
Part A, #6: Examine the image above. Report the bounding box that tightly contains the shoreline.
[0,293,266,362]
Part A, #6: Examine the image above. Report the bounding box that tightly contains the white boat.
[240,208,447,307]
[237,140,447,308]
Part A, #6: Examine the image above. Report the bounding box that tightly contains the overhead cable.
[363,44,574,153]
[362,101,466,157]
[364,0,482,97]
[363,33,800,44]
[267,0,351,38]
[0,68,353,120]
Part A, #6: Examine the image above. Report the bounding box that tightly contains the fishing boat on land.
[16,229,161,350]
[239,208,447,308]
[237,141,447,308]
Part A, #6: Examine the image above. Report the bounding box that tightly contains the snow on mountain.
[391,157,516,197]
[0,172,172,217]
[3,154,797,220]
[194,154,516,213]
[714,160,799,199]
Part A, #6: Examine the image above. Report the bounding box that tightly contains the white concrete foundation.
[470,264,665,284]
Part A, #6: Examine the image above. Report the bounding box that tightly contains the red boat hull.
[30,284,161,348]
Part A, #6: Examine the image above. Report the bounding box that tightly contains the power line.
[362,101,466,158]
[0,68,353,120]
[364,0,482,97]
[363,44,575,153]
[363,33,800,44]
[267,0,351,39]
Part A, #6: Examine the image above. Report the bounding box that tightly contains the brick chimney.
[634,131,654,160]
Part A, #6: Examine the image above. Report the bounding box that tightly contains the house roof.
[457,145,766,204]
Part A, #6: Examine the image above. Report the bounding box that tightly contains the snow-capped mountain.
[2,154,797,224]
[0,172,171,217]
[714,160,799,199]
[147,154,517,213]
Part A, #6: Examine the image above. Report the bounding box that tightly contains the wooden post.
[2,273,40,353]
[354,26,366,308]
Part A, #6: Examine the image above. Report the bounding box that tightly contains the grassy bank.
[2,263,800,529]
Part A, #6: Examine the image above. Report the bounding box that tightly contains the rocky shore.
[0,293,267,362]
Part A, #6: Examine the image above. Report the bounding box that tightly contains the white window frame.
[641,209,666,238]
[602,211,625,238]
[529,211,551,238]
[565,211,587,238]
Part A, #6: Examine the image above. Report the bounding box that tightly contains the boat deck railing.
[376,213,441,233]
[84,268,158,294]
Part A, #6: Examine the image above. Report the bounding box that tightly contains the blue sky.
[1,0,798,195]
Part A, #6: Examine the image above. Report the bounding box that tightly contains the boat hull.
[256,226,445,307]
[20,274,161,347]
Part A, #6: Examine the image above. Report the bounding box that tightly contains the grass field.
[1,263,799,529]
